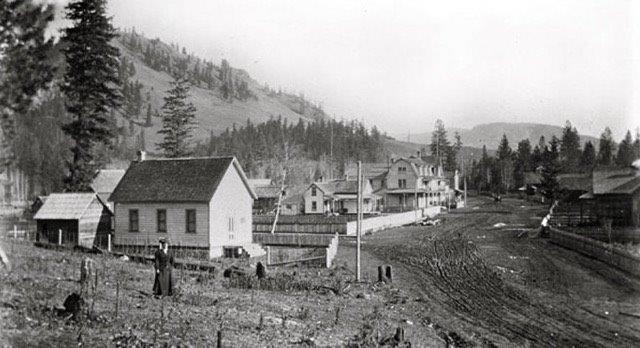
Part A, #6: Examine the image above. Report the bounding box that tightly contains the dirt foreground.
[354,195,640,347]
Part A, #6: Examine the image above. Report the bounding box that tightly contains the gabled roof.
[34,193,107,220]
[91,169,126,195]
[253,186,282,199]
[282,185,306,204]
[557,173,591,192]
[248,178,273,187]
[592,168,640,195]
[345,162,389,179]
[110,156,256,203]
[315,180,359,195]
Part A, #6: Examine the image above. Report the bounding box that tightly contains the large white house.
[109,155,264,258]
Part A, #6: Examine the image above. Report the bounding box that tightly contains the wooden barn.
[110,156,264,258]
[579,168,640,226]
[34,193,112,248]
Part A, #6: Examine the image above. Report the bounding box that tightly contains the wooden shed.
[33,193,112,248]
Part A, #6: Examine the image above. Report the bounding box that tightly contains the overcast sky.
[50,0,640,140]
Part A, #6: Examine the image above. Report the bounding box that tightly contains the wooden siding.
[114,203,210,248]
[209,163,254,257]
[304,185,324,214]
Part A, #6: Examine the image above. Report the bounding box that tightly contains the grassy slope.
[115,39,319,147]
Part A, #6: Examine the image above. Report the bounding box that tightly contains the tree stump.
[80,258,95,284]
[377,266,385,283]
[63,292,85,319]
[385,265,393,283]
[394,327,405,342]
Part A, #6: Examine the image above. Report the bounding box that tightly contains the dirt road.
[360,196,640,347]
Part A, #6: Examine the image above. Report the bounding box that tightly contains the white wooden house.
[109,156,264,258]
[303,179,376,214]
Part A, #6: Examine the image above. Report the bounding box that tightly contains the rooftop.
[34,193,105,220]
[110,156,255,203]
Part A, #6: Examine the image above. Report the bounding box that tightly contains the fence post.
[13,225,17,239]
[58,229,62,246]
[108,234,112,253]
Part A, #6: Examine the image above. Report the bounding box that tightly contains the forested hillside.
[113,28,330,150]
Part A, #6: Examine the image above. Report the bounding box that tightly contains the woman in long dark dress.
[153,239,174,296]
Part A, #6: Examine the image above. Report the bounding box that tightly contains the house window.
[398,179,407,188]
[286,204,292,209]
[157,209,167,233]
[312,201,317,211]
[186,209,196,233]
[398,166,406,173]
[228,217,235,240]
[129,209,139,232]
[311,187,317,196]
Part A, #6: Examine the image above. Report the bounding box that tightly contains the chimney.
[137,150,146,162]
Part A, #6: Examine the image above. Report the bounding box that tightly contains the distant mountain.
[381,137,494,162]
[392,122,599,150]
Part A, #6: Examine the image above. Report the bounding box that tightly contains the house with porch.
[303,179,376,214]
[384,155,452,212]
[109,155,264,258]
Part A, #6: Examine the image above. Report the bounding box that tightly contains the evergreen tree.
[219,59,234,101]
[559,120,581,172]
[615,130,634,167]
[634,129,640,162]
[430,119,450,163]
[497,134,512,160]
[581,141,596,169]
[0,0,56,157]
[597,127,616,166]
[541,136,561,201]
[61,0,122,191]
[496,134,513,192]
[156,77,197,157]
[513,139,532,189]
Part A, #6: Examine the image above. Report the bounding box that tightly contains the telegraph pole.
[356,161,362,282]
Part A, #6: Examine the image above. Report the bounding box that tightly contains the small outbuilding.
[34,193,113,248]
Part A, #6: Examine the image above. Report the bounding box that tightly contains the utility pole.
[356,161,362,282]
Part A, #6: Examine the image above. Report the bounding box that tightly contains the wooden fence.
[254,207,442,237]
[549,227,640,277]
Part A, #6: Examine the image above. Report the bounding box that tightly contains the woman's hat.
[159,238,169,244]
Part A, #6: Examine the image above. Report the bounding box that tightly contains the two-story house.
[385,155,452,211]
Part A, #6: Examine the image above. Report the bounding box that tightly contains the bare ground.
[349,195,640,347]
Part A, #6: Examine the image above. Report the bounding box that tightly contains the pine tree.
[581,141,596,169]
[597,127,616,166]
[634,129,640,162]
[0,0,56,158]
[615,130,634,167]
[559,120,581,172]
[541,136,561,201]
[61,0,122,191]
[514,139,532,189]
[430,119,450,163]
[496,134,513,191]
[156,77,197,157]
